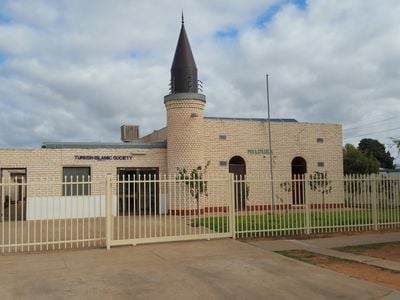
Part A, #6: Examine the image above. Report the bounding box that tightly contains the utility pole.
[266,74,275,210]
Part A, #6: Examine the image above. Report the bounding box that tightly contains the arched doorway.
[229,156,246,210]
[291,157,307,205]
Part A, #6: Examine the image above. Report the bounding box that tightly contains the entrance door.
[291,157,307,205]
[117,168,159,215]
[1,169,27,221]
[229,156,246,210]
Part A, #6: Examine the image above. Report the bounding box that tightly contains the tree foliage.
[276,171,333,205]
[309,171,332,205]
[358,138,394,169]
[176,165,208,200]
[176,162,210,217]
[343,144,379,175]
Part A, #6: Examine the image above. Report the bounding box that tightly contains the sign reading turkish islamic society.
[247,149,272,155]
[74,155,133,161]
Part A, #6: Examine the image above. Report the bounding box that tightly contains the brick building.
[0,19,343,219]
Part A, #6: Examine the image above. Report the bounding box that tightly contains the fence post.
[1,176,4,253]
[371,174,378,231]
[304,174,310,235]
[106,174,113,250]
[228,173,236,240]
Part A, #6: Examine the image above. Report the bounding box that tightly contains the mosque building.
[0,18,343,219]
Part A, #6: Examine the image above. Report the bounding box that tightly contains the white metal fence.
[0,177,106,253]
[0,174,399,253]
[105,174,233,248]
[232,174,400,238]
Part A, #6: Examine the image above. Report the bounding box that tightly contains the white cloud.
[0,0,399,164]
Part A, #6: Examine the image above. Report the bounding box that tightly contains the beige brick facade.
[0,148,167,196]
[141,127,167,142]
[165,98,206,174]
[203,118,343,206]
[0,98,344,212]
[204,118,343,178]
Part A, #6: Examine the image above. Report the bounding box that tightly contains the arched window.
[291,157,307,205]
[229,156,246,210]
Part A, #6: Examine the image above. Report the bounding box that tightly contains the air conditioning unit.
[121,125,139,142]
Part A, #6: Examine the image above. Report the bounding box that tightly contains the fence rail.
[0,174,399,253]
[106,174,233,248]
[0,177,105,253]
[227,173,400,238]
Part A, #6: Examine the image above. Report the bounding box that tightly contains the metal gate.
[105,174,234,249]
[1,173,399,253]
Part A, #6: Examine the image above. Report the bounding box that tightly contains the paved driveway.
[0,239,399,299]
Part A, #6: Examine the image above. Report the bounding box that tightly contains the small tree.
[343,144,379,175]
[358,138,395,169]
[275,181,291,213]
[276,181,291,204]
[176,162,210,220]
[309,171,332,206]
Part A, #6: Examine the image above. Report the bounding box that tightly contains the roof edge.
[164,93,206,103]
[41,141,167,149]
[204,117,298,123]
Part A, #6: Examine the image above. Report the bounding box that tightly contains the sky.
[0,0,399,161]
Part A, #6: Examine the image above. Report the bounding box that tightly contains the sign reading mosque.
[247,149,272,155]
[74,155,133,161]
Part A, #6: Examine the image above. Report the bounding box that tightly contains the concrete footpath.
[0,235,399,299]
[247,231,400,272]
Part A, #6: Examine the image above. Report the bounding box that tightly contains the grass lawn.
[274,249,400,290]
[275,249,345,264]
[192,209,400,237]
[335,241,400,253]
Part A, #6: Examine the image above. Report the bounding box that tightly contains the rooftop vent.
[121,125,139,142]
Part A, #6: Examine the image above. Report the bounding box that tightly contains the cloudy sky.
[0,0,399,159]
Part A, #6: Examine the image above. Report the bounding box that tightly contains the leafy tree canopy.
[343,144,379,175]
[358,138,394,169]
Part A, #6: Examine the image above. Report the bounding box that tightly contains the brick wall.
[203,118,344,206]
[0,115,343,209]
[0,148,167,196]
[141,127,167,142]
[165,99,206,174]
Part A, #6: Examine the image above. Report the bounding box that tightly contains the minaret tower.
[165,15,206,174]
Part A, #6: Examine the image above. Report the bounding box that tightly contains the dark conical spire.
[170,16,198,93]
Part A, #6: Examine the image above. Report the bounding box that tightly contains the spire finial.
[171,11,198,94]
